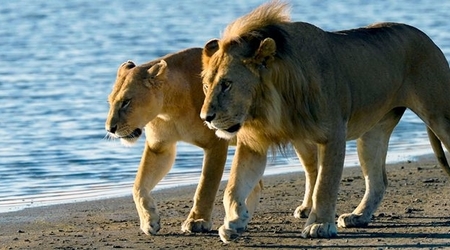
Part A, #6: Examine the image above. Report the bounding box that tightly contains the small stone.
[423,178,438,183]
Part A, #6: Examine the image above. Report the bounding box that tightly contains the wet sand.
[1,156,450,249]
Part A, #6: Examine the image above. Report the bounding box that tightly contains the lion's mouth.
[121,128,142,139]
[225,124,241,133]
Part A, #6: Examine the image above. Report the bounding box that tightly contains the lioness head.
[105,60,168,145]
[200,37,277,139]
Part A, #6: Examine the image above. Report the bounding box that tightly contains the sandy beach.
[1,156,450,249]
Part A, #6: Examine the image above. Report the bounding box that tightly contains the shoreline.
[0,150,434,215]
[2,156,450,249]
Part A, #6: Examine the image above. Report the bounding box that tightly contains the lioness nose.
[107,125,117,134]
[204,113,216,123]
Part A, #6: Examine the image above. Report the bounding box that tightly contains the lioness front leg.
[133,142,176,235]
[338,108,403,228]
[301,133,345,238]
[219,143,267,243]
[292,141,318,219]
[181,141,228,233]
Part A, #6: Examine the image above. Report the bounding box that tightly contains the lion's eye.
[121,99,131,109]
[203,84,209,92]
[221,80,232,92]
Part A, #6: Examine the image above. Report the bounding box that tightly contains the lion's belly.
[346,119,382,141]
[345,107,400,141]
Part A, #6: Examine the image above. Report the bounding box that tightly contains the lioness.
[200,1,450,243]
[104,48,264,235]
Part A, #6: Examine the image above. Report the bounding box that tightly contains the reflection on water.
[0,0,449,212]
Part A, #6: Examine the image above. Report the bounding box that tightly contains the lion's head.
[105,60,168,145]
[200,1,290,140]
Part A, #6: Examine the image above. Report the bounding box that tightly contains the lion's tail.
[427,127,450,176]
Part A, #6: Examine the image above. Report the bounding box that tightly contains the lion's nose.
[204,113,216,123]
[107,125,117,134]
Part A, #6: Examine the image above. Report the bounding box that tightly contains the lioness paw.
[294,205,311,219]
[140,219,161,235]
[337,213,369,228]
[218,225,243,243]
[181,218,212,233]
[301,222,337,238]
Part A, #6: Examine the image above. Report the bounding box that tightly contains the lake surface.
[1,0,450,213]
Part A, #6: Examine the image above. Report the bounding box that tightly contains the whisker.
[103,133,117,141]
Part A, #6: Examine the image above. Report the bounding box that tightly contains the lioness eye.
[121,99,131,109]
[203,84,209,91]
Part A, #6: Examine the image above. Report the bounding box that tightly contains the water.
[1,0,449,213]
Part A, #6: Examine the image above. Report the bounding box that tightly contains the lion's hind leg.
[427,127,450,176]
[338,108,404,228]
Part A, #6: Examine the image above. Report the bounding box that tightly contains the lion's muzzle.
[200,107,242,139]
[225,123,241,133]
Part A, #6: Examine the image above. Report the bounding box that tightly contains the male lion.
[200,1,450,243]
[104,48,263,235]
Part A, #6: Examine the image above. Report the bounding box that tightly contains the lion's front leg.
[133,142,176,235]
[301,134,345,238]
[181,141,228,233]
[219,143,267,243]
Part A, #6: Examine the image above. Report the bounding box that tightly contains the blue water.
[1,0,449,213]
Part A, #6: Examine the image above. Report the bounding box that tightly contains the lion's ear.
[253,38,276,67]
[203,39,219,69]
[204,39,219,57]
[117,60,136,77]
[145,60,168,87]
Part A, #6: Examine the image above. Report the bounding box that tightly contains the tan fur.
[105,48,248,235]
[200,1,450,242]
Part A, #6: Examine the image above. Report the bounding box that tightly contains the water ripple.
[0,0,449,213]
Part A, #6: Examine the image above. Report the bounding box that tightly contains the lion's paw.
[301,222,337,238]
[218,225,244,243]
[181,218,212,233]
[294,205,311,219]
[140,218,161,235]
[337,213,369,228]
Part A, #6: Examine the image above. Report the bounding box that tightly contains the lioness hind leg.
[338,108,405,228]
[181,141,228,233]
[292,141,318,219]
[246,180,263,220]
[133,142,176,235]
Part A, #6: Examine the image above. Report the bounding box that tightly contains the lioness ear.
[117,60,136,77]
[253,38,276,67]
[122,60,136,69]
[202,39,219,69]
[145,60,168,87]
